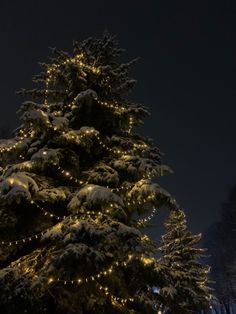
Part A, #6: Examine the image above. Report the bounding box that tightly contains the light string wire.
[0,203,157,247]
[46,253,157,306]
[43,53,135,133]
[0,50,165,309]
[0,51,149,159]
[31,198,158,225]
[0,125,149,161]
[47,254,137,305]
[50,254,133,286]
[0,131,31,154]
[0,226,51,246]
[0,55,160,250]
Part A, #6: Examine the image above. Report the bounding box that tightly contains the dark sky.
[0,0,236,234]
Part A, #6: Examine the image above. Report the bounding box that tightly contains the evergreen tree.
[0,34,211,314]
[157,209,212,313]
[0,34,178,314]
[205,185,236,313]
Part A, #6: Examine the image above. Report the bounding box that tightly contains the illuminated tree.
[157,209,212,313]
[0,34,209,314]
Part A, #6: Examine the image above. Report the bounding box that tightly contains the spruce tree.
[157,209,212,313]
[0,34,211,314]
[0,34,178,314]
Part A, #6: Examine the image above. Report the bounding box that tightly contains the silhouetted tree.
[205,185,236,313]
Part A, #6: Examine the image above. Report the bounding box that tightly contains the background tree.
[156,209,212,313]
[205,185,236,313]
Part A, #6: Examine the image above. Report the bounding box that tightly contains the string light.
[0,53,150,163]
[96,282,135,305]
[54,262,116,286]
[44,252,162,306]
[128,116,134,133]
[137,207,157,226]
[97,99,126,114]
[0,132,29,154]
[0,121,148,166]
[30,200,64,220]
[47,255,136,305]
[42,53,137,138]
[1,199,158,248]
[0,227,50,246]
[52,163,88,185]
[43,53,100,110]
[50,162,133,193]
[44,64,59,109]
[34,199,158,227]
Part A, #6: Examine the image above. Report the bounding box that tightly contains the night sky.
[0,0,236,234]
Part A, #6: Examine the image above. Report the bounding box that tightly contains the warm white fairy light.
[47,255,137,305]
[45,251,160,306]
[0,122,147,167]
[0,227,50,246]
[0,51,166,311]
[44,64,58,109]
[137,207,157,226]
[52,163,88,185]
[128,116,134,133]
[97,99,126,114]
[30,200,64,220]
[42,53,139,143]
[97,282,135,305]
[94,132,148,156]
[43,54,100,111]
[1,199,158,247]
[0,132,29,155]
[54,263,115,286]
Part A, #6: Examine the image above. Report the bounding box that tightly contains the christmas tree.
[157,209,212,313]
[0,33,209,314]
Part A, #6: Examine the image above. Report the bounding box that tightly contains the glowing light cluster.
[43,53,100,110]
[43,53,135,134]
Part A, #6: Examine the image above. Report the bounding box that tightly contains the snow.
[112,155,160,176]
[73,89,97,105]
[31,148,62,167]
[52,117,69,130]
[0,172,38,204]
[36,187,68,202]
[68,184,124,212]
[129,179,171,200]
[0,138,29,152]
[85,164,119,186]
[21,109,50,126]
[60,127,98,148]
